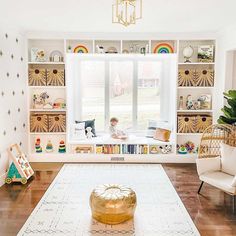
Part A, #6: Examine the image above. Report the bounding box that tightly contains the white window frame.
[66,54,177,141]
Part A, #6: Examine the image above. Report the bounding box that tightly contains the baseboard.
[0,172,7,187]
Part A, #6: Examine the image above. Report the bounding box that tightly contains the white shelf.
[28,153,197,163]
[29,86,66,89]
[30,132,66,135]
[177,86,214,89]
[28,61,65,65]
[177,109,213,113]
[30,109,66,112]
[178,62,215,65]
[177,133,203,136]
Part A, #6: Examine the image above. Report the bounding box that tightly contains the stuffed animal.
[86,127,94,139]
[186,95,194,110]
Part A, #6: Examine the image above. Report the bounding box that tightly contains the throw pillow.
[220,143,236,176]
[75,119,96,137]
[232,176,236,187]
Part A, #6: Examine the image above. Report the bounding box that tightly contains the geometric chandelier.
[112,0,142,27]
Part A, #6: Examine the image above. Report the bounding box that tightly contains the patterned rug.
[18,164,200,236]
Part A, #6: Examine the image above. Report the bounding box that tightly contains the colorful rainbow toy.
[73,45,89,53]
[153,43,174,54]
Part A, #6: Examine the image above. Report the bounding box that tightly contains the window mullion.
[104,60,110,131]
[133,59,138,130]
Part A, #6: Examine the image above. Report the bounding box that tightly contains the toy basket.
[178,115,196,133]
[194,69,214,87]
[178,69,195,87]
[47,69,65,86]
[195,115,213,133]
[28,68,46,86]
[30,113,48,132]
[48,113,66,132]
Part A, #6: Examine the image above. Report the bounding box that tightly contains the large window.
[67,54,176,135]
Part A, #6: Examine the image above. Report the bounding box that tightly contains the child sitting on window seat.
[109,117,128,140]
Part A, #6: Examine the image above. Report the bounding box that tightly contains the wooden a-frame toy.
[5,144,34,185]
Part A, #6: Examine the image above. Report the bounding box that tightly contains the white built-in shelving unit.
[27,35,216,163]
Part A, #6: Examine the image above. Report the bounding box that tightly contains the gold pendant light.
[112,0,142,27]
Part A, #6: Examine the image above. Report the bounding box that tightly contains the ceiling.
[1,0,236,33]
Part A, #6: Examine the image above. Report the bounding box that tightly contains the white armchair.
[196,124,236,210]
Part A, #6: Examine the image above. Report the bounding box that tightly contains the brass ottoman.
[90,184,137,225]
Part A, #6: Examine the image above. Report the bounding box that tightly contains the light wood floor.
[0,163,235,236]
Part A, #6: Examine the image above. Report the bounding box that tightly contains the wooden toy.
[5,144,34,185]
[46,140,53,153]
[35,138,42,153]
[58,140,66,153]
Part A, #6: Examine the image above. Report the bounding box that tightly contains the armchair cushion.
[196,157,221,176]
[199,172,236,194]
[220,143,236,176]
[232,176,236,187]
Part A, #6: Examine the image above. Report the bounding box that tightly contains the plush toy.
[186,95,194,110]
[86,127,94,139]
[160,145,172,154]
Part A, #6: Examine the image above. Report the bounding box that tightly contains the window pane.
[81,61,105,131]
[137,61,162,130]
[109,61,133,130]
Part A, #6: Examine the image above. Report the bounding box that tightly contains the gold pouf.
[90,184,137,225]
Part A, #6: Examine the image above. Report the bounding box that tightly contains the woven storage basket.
[47,69,65,86]
[28,68,46,86]
[195,115,212,133]
[177,115,196,133]
[194,69,214,87]
[178,69,195,87]
[30,114,48,132]
[48,113,66,132]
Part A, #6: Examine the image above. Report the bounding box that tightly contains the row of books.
[96,145,120,154]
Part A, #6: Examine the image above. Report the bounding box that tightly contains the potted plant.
[218,90,236,125]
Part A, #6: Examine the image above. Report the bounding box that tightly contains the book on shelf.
[197,45,214,63]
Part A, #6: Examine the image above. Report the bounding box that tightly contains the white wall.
[215,26,236,121]
[0,29,27,186]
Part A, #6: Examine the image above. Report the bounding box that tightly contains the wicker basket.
[177,115,196,133]
[48,113,66,132]
[194,69,214,87]
[195,115,212,133]
[28,68,46,86]
[47,69,65,86]
[178,69,195,87]
[30,114,48,132]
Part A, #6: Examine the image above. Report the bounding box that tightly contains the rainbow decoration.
[153,43,174,54]
[73,45,89,53]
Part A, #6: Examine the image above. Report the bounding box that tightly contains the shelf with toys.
[26,36,216,163]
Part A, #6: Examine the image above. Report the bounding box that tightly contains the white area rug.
[18,164,200,236]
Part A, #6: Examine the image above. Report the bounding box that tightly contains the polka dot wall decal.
[11,54,14,59]
[5,33,8,38]
[1,91,4,96]
[21,57,23,61]
[3,130,6,135]
[0,50,3,56]
[16,38,19,43]
[18,108,21,112]
[17,73,20,78]
[14,127,17,131]
[22,90,24,95]
[12,91,15,96]
[8,110,11,115]
[6,72,9,77]
[19,142,22,146]
[23,123,26,128]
